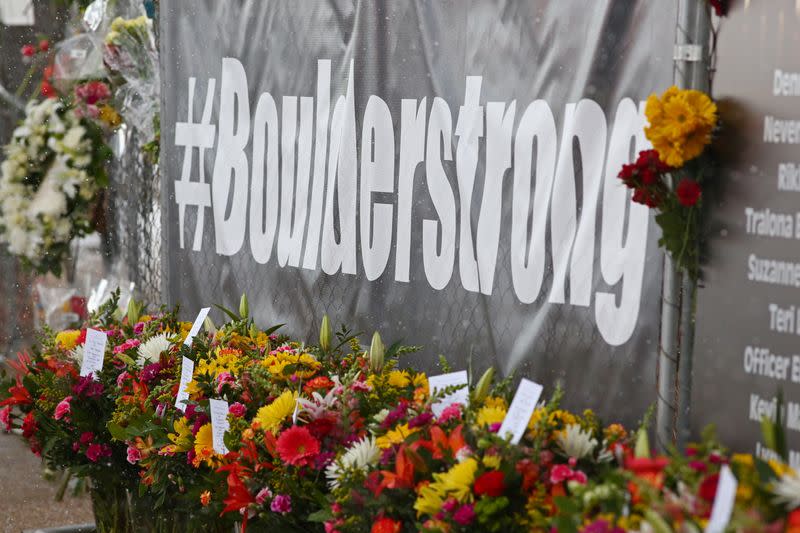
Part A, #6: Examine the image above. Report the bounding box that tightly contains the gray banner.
[159,0,673,425]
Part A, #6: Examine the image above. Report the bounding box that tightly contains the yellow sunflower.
[476,405,507,428]
[192,423,220,467]
[413,458,478,516]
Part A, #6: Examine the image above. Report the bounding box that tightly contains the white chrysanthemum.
[772,470,800,509]
[557,424,598,459]
[136,333,171,366]
[28,176,67,218]
[325,436,381,489]
[70,345,84,366]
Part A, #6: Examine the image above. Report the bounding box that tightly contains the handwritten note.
[428,370,469,417]
[705,465,738,533]
[79,328,107,378]
[183,307,210,346]
[175,356,195,411]
[209,399,230,455]
[498,378,543,444]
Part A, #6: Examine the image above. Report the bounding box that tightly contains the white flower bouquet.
[0,98,112,275]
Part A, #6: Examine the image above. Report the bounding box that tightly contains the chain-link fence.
[107,127,163,306]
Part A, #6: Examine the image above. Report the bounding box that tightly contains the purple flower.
[408,411,434,429]
[140,362,162,383]
[581,519,625,533]
[452,504,475,526]
[133,322,145,335]
[73,376,104,398]
[488,422,502,433]
[270,494,292,514]
[380,401,409,430]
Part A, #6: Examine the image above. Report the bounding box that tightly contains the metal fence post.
[657,0,711,452]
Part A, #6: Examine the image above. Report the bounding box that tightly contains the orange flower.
[372,517,402,533]
[200,490,212,506]
[787,509,800,533]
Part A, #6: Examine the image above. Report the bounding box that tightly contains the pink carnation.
[229,402,247,418]
[255,487,272,505]
[54,396,72,421]
[438,403,463,423]
[113,338,141,354]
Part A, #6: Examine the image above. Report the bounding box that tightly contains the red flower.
[20,44,35,57]
[709,0,727,16]
[371,517,402,533]
[698,472,720,503]
[0,406,11,431]
[21,412,37,439]
[676,178,702,207]
[276,426,320,466]
[39,40,50,52]
[40,80,56,98]
[221,472,255,515]
[474,470,506,497]
[304,376,334,395]
[0,380,32,406]
[625,456,669,489]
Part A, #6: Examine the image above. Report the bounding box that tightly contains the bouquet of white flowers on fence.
[0,98,111,275]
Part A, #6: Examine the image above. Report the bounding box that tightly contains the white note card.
[428,370,469,417]
[209,399,230,455]
[704,465,738,533]
[175,356,194,411]
[80,328,107,378]
[498,378,543,444]
[183,307,210,346]
[0,0,35,26]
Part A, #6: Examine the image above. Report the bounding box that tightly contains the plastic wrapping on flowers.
[2,291,800,533]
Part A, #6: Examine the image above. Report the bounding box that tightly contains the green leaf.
[307,508,333,523]
[263,323,285,336]
[107,421,128,442]
[213,303,240,322]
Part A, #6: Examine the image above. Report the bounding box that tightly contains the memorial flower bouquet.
[0,97,112,275]
[0,292,183,532]
[617,86,718,279]
[103,14,160,151]
[326,380,631,533]
[217,330,424,532]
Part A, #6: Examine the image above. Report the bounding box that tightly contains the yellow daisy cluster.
[223,331,271,351]
[261,349,321,380]
[527,408,578,438]
[376,423,418,449]
[196,347,244,378]
[644,86,717,167]
[414,458,478,516]
[162,417,193,454]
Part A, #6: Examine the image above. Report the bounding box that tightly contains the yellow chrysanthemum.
[193,423,220,467]
[255,390,298,434]
[376,423,418,449]
[413,458,478,516]
[55,330,81,351]
[412,373,429,389]
[388,370,411,388]
[644,85,717,167]
[476,405,507,428]
[482,454,502,469]
[484,396,508,410]
[732,453,754,468]
[163,417,193,454]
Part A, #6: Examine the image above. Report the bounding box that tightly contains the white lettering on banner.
[172,58,653,347]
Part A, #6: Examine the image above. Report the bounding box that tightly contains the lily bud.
[203,315,217,335]
[319,315,331,352]
[634,428,651,459]
[369,331,385,373]
[239,293,249,319]
[126,298,140,325]
[472,367,495,404]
